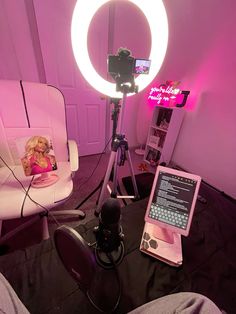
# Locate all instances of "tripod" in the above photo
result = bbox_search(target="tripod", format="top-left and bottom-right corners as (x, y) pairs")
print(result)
(75, 91), (140, 214)
(74, 98), (124, 210)
(94, 90), (140, 215)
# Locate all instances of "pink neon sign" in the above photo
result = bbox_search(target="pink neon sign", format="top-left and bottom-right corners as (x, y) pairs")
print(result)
(148, 81), (190, 107)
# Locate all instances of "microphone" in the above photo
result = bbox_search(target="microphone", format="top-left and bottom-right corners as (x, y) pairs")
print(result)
(95, 198), (123, 252)
(101, 197), (121, 225)
(94, 198), (124, 268)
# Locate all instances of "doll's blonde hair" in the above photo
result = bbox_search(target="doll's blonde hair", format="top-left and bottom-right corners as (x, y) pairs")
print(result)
(24, 136), (50, 157)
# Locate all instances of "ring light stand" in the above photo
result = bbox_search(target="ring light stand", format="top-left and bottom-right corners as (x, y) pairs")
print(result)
(94, 87), (140, 216)
(71, 0), (169, 212)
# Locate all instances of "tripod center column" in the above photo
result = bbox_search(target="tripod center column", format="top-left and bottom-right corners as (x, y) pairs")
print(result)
(117, 92), (127, 135)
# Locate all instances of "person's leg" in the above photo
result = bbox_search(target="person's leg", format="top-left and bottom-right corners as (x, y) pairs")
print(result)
(0, 273), (29, 314)
(128, 292), (223, 314)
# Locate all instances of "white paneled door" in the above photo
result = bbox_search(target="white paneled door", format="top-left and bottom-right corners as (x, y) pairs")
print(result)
(33, 0), (108, 156)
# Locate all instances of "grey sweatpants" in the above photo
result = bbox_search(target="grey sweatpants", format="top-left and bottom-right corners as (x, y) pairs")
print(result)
(0, 272), (224, 314)
(128, 292), (223, 314)
(0, 273), (29, 314)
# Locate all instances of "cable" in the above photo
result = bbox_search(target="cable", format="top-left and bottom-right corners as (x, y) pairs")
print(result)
(0, 156), (66, 228)
(76, 136), (112, 193)
(20, 176), (34, 218)
(0, 156), (49, 214)
(48, 212), (61, 227)
(105, 252), (122, 312)
(85, 250), (122, 313)
(20, 80), (30, 128)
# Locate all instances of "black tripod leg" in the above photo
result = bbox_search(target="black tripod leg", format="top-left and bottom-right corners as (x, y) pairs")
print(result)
(75, 179), (104, 209)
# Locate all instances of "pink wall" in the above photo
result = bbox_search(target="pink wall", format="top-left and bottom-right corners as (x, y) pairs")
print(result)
(159, 0), (236, 198)
(0, 0), (40, 81)
(0, 0), (235, 198)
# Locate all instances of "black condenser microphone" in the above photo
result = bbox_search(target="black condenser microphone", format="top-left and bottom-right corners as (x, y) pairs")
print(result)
(94, 198), (124, 253)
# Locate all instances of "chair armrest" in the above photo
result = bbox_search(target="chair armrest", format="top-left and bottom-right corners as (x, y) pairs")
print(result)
(67, 140), (79, 172)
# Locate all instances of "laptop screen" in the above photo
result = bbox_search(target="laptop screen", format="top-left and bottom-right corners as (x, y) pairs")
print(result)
(145, 166), (201, 236)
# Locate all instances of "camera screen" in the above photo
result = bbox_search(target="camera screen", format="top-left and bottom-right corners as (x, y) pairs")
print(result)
(134, 59), (151, 74)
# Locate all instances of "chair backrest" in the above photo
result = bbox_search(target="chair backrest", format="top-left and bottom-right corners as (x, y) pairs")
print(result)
(0, 80), (69, 166)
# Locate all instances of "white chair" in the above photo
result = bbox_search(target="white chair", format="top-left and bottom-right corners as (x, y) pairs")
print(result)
(0, 80), (85, 245)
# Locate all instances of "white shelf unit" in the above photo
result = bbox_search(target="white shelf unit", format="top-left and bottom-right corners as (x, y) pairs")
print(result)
(144, 106), (185, 166)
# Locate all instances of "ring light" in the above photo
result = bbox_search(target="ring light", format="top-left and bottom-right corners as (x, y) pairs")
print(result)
(71, 0), (169, 98)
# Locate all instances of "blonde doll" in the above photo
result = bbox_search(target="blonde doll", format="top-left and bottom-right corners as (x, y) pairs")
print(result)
(21, 136), (57, 176)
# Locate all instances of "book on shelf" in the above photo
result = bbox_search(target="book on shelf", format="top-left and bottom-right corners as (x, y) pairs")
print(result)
(156, 108), (172, 129)
(146, 149), (161, 163)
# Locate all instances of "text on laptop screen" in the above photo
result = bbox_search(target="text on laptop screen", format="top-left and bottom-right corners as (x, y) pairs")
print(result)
(149, 171), (197, 230)
(145, 166), (201, 236)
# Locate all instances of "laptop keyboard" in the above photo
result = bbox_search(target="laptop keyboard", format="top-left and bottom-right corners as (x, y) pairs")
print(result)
(149, 204), (188, 229)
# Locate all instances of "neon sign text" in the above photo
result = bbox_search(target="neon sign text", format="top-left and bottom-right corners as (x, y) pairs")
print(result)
(148, 85), (180, 104)
(148, 81), (190, 108)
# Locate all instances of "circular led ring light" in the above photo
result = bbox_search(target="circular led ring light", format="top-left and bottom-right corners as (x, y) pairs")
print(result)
(71, 0), (169, 98)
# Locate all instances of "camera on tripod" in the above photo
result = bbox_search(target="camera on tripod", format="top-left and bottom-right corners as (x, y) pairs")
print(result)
(108, 48), (151, 94)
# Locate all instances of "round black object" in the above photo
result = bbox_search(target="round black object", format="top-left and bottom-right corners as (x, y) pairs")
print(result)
(95, 241), (125, 269)
(95, 198), (123, 255)
(54, 225), (96, 293)
(100, 198), (121, 224)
